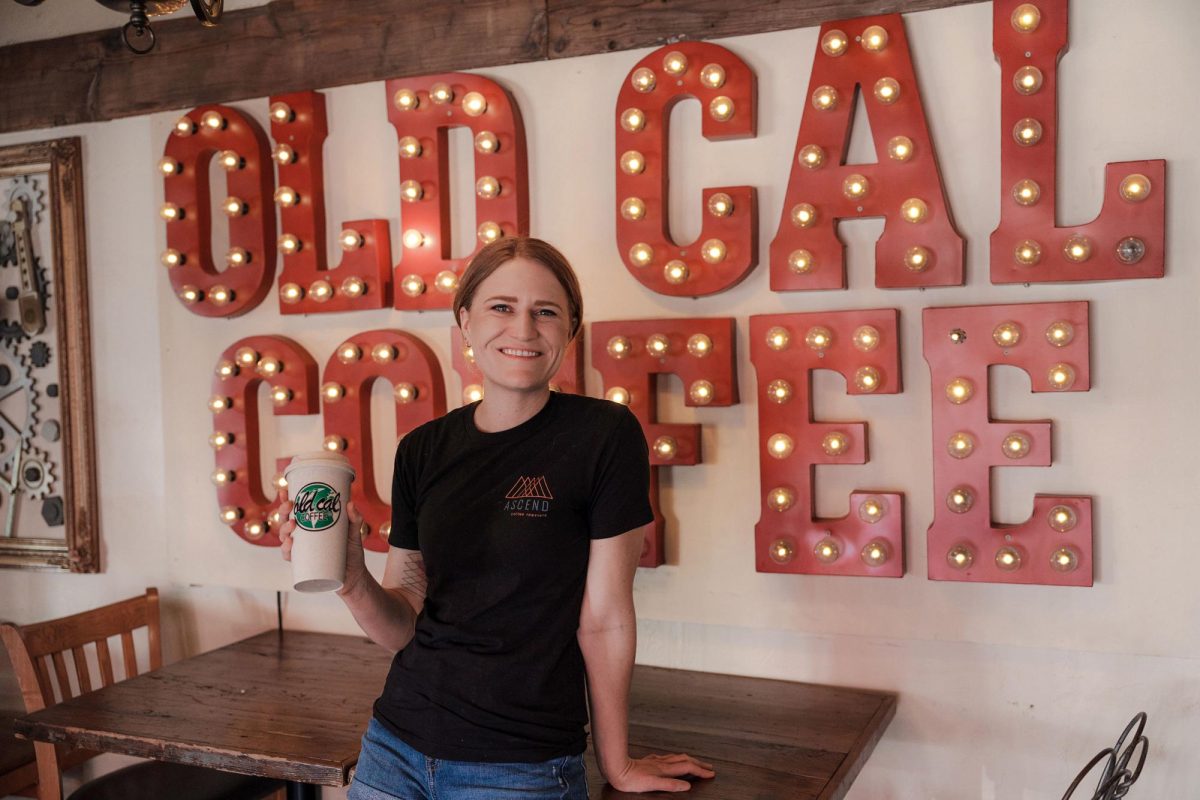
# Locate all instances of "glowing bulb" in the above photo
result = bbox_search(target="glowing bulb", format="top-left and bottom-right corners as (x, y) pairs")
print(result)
(235, 347), (259, 366)
(475, 176), (500, 200)
(1047, 363), (1075, 391)
(274, 186), (298, 207)
(947, 545), (974, 570)
(280, 282), (303, 304)
(861, 25), (889, 51)
(1014, 118), (1043, 146)
(663, 50), (688, 75)
(1048, 505), (1078, 532)
(765, 327), (790, 351)
(1013, 66), (1044, 94)
(645, 334), (670, 357)
(161, 249), (184, 267)
(159, 203), (182, 222)
(400, 180), (423, 202)
(371, 343), (396, 363)
(173, 116), (195, 136)
(814, 537), (840, 564)
(394, 383), (417, 404)
(1014, 240), (1042, 266)
(215, 360), (239, 379)
(709, 96), (734, 122)
(862, 540), (889, 567)
(209, 431), (232, 449)
(822, 432), (848, 456)
(1120, 174), (1151, 202)
(201, 110), (225, 130)
(788, 249), (814, 274)
(245, 520), (267, 538)
(899, 198), (928, 223)
(178, 285), (202, 305)
(873, 77), (900, 104)
(700, 63), (726, 88)
(653, 436), (677, 460)
(271, 385), (293, 406)
(223, 196), (247, 217)
(620, 197), (645, 221)
(338, 343), (361, 364)
(993, 322), (1021, 347)
(1002, 432), (1031, 459)
(322, 382), (344, 402)
(853, 326), (879, 352)
(858, 497), (886, 524)
(767, 489), (794, 513)
(257, 357), (281, 377)
(812, 86), (838, 110)
(269, 101), (293, 123)
(1011, 4), (1041, 31)
(218, 150), (243, 171)
(1046, 321), (1074, 347)
(947, 487), (974, 513)
(887, 135), (914, 161)
(843, 174), (869, 199)
(702, 239), (726, 264)
(821, 30), (848, 56)
(392, 88), (418, 110)
(766, 379), (792, 403)
(323, 435), (345, 452)
(463, 384), (484, 403)
(159, 157), (181, 176)
(337, 229), (363, 251)
(689, 380), (714, 405)
(211, 469), (234, 486)
(308, 280), (332, 302)
(707, 193), (733, 217)
(620, 150), (645, 174)
(620, 108), (645, 132)
(996, 547), (1022, 571)
(462, 91), (487, 116)
(769, 538), (796, 563)
(767, 433), (794, 459)
(947, 432), (975, 459)
(428, 269), (456, 294)
(1063, 234), (1092, 263)
(605, 386), (630, 405)
(631, 68), (656, 92)
(946, 378), (974, 404)
(429, 82), (454, 104)
(208, 395), (231, 413)
(629, 243), (653, 267)
(403, 229), (425, 249)
(474, 131), (498, 153)
(854, 366), (881, 393)
(340, 278), (365, 298)
(1013, 179), (1041, 206)
(398, 136), (422, 159)
(278, 234), (301, 255)
(1051, 547), (1078, 573)
(664, 260), (689, 285)
(791, 203), (816, 228)
(606, 336), (631, 358)
(225, 247), (249, 267)
(805, 326), (832, 352)
(273, 144), (295, 165)
(904, 246), (931, 272)
(687, 334), (712, 357)
(220, 506), (242, 524)
(798, 144), (825, 168)
(208, 285), (233, 306)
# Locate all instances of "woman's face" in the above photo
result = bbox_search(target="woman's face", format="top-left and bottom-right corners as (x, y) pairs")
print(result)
(458, 257), (572, 398)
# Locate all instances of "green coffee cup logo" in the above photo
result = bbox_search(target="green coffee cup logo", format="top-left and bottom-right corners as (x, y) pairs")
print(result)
(293, 482), (342, 531)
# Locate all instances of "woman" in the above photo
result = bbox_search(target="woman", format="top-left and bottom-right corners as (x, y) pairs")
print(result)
(280, 237), (714, 798)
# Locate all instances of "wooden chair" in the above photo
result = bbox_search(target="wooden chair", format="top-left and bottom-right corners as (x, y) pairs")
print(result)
(0, 588), (285, 800)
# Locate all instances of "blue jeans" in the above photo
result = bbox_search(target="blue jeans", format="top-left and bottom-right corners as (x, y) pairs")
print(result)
(348, 717), (589, 800)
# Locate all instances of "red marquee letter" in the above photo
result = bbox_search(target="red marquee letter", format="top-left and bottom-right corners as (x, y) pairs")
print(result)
(771, 15), (963, 291)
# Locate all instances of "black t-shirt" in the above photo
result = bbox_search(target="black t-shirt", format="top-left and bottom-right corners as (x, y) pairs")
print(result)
(372, 391), (653, 762)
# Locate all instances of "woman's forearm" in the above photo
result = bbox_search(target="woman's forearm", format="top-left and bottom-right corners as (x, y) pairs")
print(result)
(578, 611), (636, 780)
(338, 572), (418, 652)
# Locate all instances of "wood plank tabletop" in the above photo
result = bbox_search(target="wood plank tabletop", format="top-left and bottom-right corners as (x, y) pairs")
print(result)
(13, 629), (895, 797)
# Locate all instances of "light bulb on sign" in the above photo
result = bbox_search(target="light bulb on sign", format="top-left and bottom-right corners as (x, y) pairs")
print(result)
(861, 25), (888, 51)
(1115, 236), (1146, 265)
(338, 343), (361, 364)
(273, 144), (295, 165)
(208, 395), (231, 413)
(620, 108), (645, 132)
(861, 540), (889, 567)
(1011, 3), (1041, 32)
(687, 334), (712, 357)
(947, 487), (974, 513)
(160, 249), (184, 268)
(814, 537), (840, 564)
(1014, 240), (1042, 266)
(821, 29), (848, 56)
(340, 229), (363, 251)
(663, 51), (688, 75)
(901, 198), (928, 223)
(804, 326), (832, 352)
(322, 382), (344, 402)
(218, 150), (243, 171)
(215, 360), (239, 379)
(606, 336), (631, 359)
(631, 68), (656, 93)
(854, 366), (880, 393)
(653, 436), (677, 460)
(462, 92), (487, 116)
(235, 347), (258, 366)
(323, 435), (345, 452)
(201, 110), (225, 130)
(394, 383), (418, 404)
(821, 432), (848, 456)
(371, 343), (396, 363)
(225, 247), (248, 267)
(700, 63), (725, 88)
(270, 385), (293, 406)
(766, 379), (792, 404)
(947, 432), (975, 459)
(1120, 174), (1151, 202)
(173, 116), (196, 136)
(768, 538), (796, 563)
(1013, 66), (1044, 94)
(278, 234), (301, 255)
(1063, 234), (1092, 262)
(1048, 505), (1077, 532)
(628, 243), (653, 267)
(707, 193), (733, 217)
(645, 334), (670, 357)
(945, 378), (974, 404)
(663, 261), (689, 285)
(995, 547), (1022, 571)
(220, 506), (242, 524)
(790, 203), (816, 228)
(477, 222), (503, 244)
(767, 434), (794, 459)
(245, 521), (266, 539)
(798, 145), (825, 169)
(159, 203), (182, 222)
(392, 88), (418, 110)
(308, 280), (332, 302)
(400, 180), (423, 202)
(887, 135), (914, 161)
(767, 489), (794, 513)
(765, 327), (790, 351)
(620, 150), (645, 174)
(708, 96), (734, 122)
(257, 357), (282, 377)
(435, 270), (459, 293)
(402, 229), (425, 249)
(947, 545), (974, 570)
(1051, 547), (1079, 573)
(1046, 321), (1074, 347)
(702, 239), (726, 264)
(843, 174), (869, 199)
(274, 186), (299, 207)
(280, 283), (303, 304)
(178, 285), (202, 305)
(858, 497), (886, 524)
(209, 431), (232, 449)
(1013, 179), (1041, 205)
(873, 77), (900, 104)
(208, 285), (233, 306)
(398, 136), (422, 159)
(476, 176), (500, 199)
(853, 326), (879, 351)
(788, 250), (814, 274)
(159, 157), (181, 176)
(474, 131), (498, 153)
(269, 101), (294, 123)
(429, 82), (454, 104)
(689, 380), (714, 405)
(223, 197), (247, 217)
(1002, 432), (1031, 459)
(904, 246), (931, 272)
(605, 386), (630, 405)
(1048, 363), (1075, 390)
(1014, 118), (1043, 146)
(993, 322), (1021, 347)
(211, 469), (233, 486)
(811, 86), (838, 111)
(620, 197), (646, 221)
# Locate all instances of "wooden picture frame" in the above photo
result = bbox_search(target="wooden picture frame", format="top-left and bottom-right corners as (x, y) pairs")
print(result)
(0, 137), (99, 572)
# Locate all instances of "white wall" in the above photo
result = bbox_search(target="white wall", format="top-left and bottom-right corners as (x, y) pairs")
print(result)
(3, 1), (1199, 797)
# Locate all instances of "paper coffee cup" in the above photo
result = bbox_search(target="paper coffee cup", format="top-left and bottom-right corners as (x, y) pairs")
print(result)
(284, 451), (356, 593)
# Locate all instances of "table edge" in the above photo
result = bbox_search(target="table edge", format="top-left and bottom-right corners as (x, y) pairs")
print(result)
(817, 692), (898, 800)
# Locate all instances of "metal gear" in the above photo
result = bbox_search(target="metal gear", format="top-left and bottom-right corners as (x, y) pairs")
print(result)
(0, 221), (14, 267)
(7, 176), (46, 225)
(16, 444), (54, 500)
(29, 341), (50, 368)
(0, 344), (39, 456)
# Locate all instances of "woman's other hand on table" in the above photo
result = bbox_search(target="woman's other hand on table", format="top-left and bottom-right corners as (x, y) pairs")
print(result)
(608, 753), (715, 793)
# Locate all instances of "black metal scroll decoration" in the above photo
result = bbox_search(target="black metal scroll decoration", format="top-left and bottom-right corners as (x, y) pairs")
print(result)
(1062, 712), (1148, 800)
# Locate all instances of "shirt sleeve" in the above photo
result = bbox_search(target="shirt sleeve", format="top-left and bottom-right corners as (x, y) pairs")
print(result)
(388, 432), (421, 550)
(588, 407), (655, 540)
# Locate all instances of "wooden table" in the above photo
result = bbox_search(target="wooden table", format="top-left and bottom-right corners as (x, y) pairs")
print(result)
(13, 629), (895, 799)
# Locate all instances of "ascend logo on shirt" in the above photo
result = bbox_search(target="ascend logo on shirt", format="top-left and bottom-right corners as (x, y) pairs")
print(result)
(504, 476), (553, 517)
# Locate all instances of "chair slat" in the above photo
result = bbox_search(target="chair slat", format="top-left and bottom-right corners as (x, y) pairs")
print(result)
(18, 594), (151, 660)
(120, 631), (138, 679)
(30, 652), (53, 711)
(71, 646), (92, 694)
(50, 651), (72, 701)
(95, 637), (115, 687)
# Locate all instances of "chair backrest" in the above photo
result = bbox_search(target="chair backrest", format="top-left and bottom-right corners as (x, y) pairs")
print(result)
(0, 588), (163, 800)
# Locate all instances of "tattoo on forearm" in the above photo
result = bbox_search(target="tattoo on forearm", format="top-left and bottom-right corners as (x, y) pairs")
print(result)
(399, 554), (428, 598)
